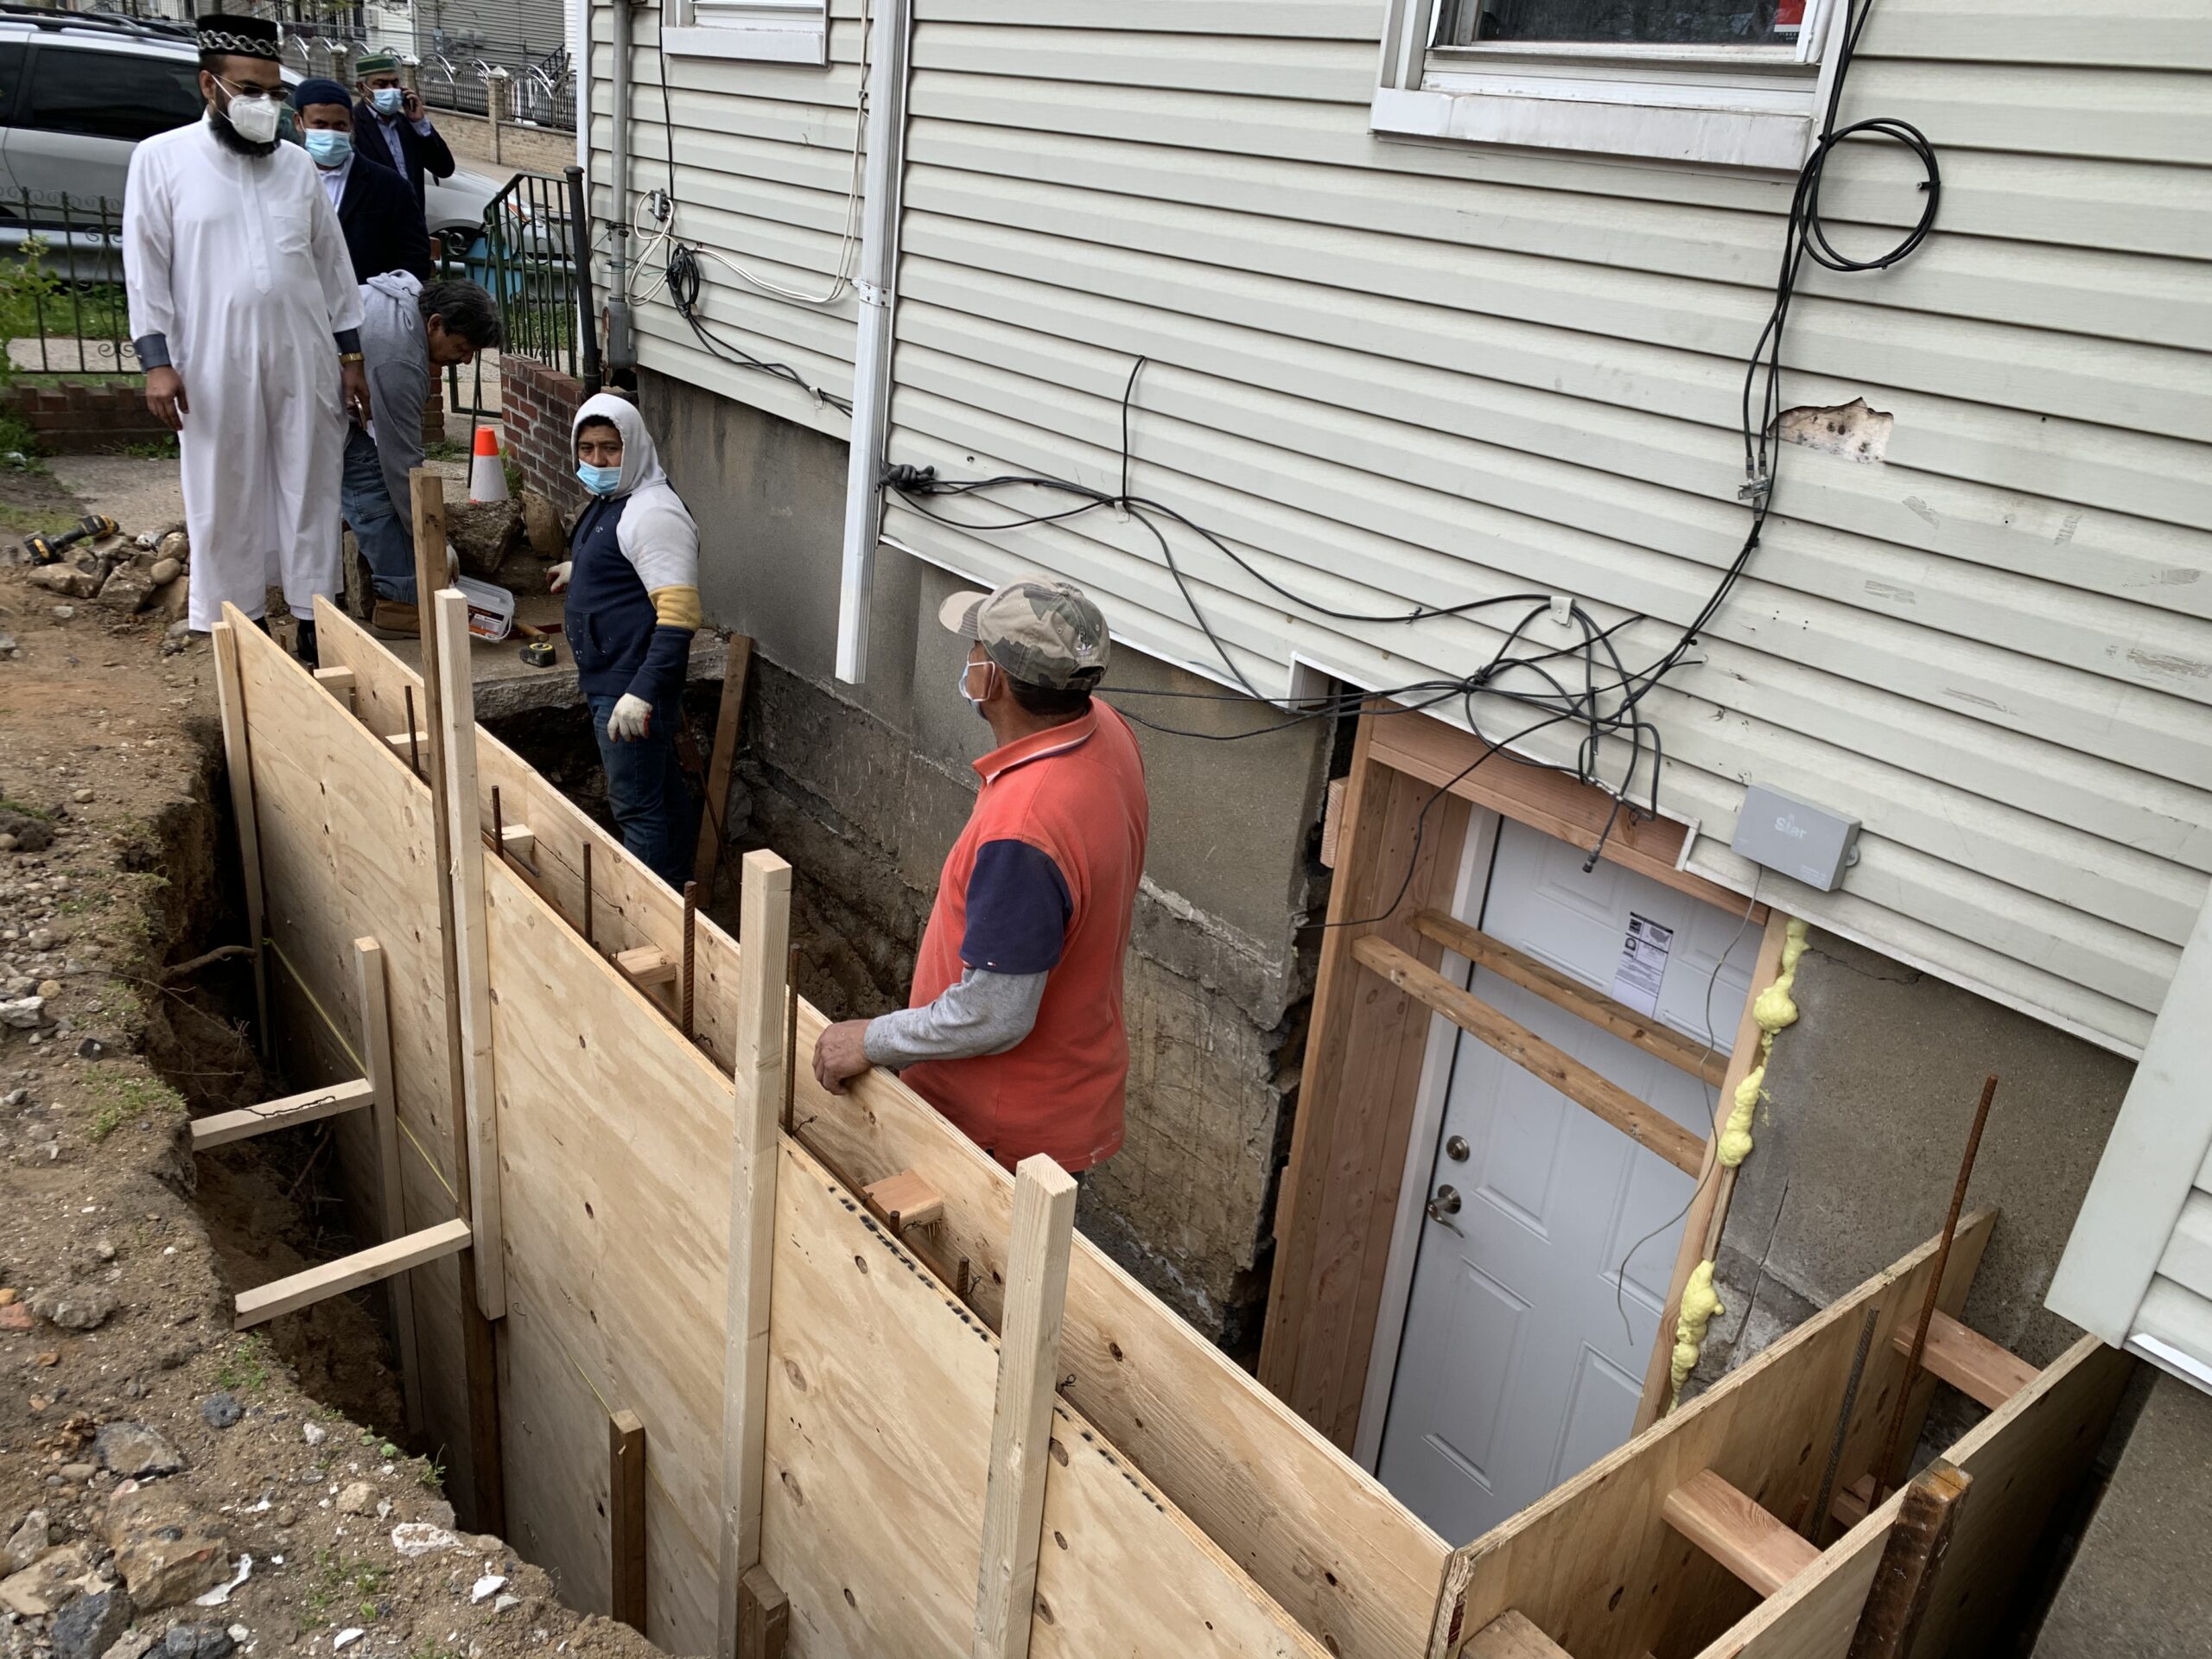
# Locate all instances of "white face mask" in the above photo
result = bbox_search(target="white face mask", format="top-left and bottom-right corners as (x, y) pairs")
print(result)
(957, 657), (993, 708)
(218, 79), (282, 143)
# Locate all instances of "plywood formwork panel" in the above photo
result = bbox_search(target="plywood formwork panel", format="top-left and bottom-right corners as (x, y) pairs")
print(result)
(313, 605), (1451, 1659)
(764, 1139), (1332, 1659)
(230, 608), (482, 1521)
(482, 858), (735, 1654)
(1700, 1333), (2133, 1659)
(1433, 1215), (1998, 1659)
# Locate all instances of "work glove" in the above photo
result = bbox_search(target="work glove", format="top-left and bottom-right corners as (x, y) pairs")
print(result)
(547, 561), (572, 593)
(607, 693), (652, 742)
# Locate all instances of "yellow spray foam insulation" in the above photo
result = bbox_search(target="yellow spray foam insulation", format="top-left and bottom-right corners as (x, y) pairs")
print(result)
(1669, 1259), (1724, 1408)
(1718, 1064), (1763, 1168)
(1751, 917), (1812, 1056)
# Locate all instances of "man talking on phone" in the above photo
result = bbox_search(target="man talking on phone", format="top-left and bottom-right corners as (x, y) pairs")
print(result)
(350, 52), (454, 207)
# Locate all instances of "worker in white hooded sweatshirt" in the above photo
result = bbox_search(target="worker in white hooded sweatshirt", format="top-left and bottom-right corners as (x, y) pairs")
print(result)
(124, 12), (370, 659)
(548, 395), (702, 887)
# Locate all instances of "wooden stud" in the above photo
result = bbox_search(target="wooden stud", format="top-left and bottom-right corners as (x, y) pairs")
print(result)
(188, 1077), (374, 1150)
(209, 618), (270, 1051)
(692, 633), (755, 904)
(314, 664), (358, 709)
(1893, 1311), (2039, 1412)
(1353, 936), (1707, 1176)
(500, 823), (536, 863)
(616, 944), (677, 987)
(1846, 1460), (1971, 1659)
(410, 470), (505, 1536)
(1831, 1473), (1878, 1532)
(1634, 907), (1793, 1432)
(1459, 1613), (1571, 1659)
(434, 588), (506, 1322)
(720, 849), (791, 1659)
(356, 937), (423, 1440)
(1412, 909), (1729, 1085)
(864, 1169), (945, 1231)
(737, 1563), (788, 1659)
(970, 1156), (1078, 1659)
(385, 728), (431, 756)
(1260, 709), (1473, 1449)
(235, 1217), (471, 1328)
(610, 1409), (648, 1634)
(1662, 1469), (1821, 1598)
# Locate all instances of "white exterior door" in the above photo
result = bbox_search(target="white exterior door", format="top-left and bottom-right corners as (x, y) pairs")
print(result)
(1375, 819), (1758, 1542)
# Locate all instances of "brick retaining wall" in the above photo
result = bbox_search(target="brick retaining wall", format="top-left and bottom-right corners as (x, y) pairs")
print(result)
(500, 353), (586, 516)
(10, 381), (168, 450)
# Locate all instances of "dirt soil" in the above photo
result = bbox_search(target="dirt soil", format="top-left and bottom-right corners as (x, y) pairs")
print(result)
(0, 479), (664, 1659)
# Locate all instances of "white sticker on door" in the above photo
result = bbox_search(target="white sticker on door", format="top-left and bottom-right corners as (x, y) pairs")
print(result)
(1610, 912), (1675, 1016)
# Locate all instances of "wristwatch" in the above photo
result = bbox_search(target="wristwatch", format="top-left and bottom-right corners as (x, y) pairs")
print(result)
(339, 351), (365, 365)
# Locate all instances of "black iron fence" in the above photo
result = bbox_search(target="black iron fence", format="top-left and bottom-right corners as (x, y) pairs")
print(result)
(440, 168), (597, 425)
(0, 191), (137, 380)
(276, 26), (577, 130)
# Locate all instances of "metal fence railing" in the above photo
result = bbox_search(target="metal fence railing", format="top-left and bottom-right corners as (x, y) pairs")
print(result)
(0, 191), (138, 380)
(439, 168), (599, 431)
(276, 24), (577, 131)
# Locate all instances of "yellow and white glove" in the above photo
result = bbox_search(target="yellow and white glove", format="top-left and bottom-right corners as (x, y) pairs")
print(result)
(547, 561), (572, 593)
(607, 693), (653, 742)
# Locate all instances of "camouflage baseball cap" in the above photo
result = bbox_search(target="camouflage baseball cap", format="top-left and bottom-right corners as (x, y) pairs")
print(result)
(938, 577), (1110, 690)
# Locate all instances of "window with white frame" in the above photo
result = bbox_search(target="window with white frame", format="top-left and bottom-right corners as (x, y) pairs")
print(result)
(662, 0), (827, 65)
(1373, 0), (1843, 170)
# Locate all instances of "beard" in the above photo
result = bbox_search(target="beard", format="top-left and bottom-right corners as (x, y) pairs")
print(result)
(207, 106), (278, 159)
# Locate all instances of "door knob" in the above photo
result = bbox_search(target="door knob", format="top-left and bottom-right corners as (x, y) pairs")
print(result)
(1445, 1135), (1470, 1162)
(1426, 1184), (1464, 1234)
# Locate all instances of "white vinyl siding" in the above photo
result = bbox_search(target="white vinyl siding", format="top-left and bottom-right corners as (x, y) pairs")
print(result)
(591, 0), (2212, 1057)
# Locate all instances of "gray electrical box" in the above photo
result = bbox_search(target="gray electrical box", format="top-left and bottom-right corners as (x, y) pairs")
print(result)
(1730, 783), (1861, 893)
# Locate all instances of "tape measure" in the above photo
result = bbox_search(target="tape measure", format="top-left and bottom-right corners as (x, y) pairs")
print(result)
(518, 637), (556, 668)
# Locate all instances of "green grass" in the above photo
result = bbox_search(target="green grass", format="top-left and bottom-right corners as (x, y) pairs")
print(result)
(305, 1551), (392, 1624)
(215, 1332), (274, 1395)
(119, 435), (179, 461)
(422, 438), (467, 462)
(86, 1071), (185, 1142)
(0, 411), (36, 458)
(0, 797), (54, 822)
(0, 500), (82, 538)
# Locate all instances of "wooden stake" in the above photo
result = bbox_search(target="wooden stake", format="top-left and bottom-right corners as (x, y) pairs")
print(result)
(737, 1563), (787, 1659)
(610, 1409), (648, 1634)
(209, 620), (270, 1052)
(1874, 1075), (1999, 1497)
(409, 469), (506, 1535)
(719, 849), (791, 1659)
(355, 937), (423, 1440)
(692, 633), (755, 904)
(970, 1156), (1078, 1659)
(1847, 1460), (1971, 1659)
(434, 588), (506, 1322)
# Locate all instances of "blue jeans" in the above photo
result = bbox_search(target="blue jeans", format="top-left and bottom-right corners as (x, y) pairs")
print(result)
(588, 692), (693, 888)
(341, 426), (416, 604)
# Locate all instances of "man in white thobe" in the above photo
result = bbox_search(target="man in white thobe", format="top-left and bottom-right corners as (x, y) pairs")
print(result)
(124, 12), (372, 656)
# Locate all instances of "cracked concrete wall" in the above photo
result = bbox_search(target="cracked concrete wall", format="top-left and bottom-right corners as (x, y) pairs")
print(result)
(641, 370), (1331, 1345)
(1693, 926), (2135, 1452)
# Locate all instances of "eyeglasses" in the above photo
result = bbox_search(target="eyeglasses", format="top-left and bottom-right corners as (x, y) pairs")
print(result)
(213, 73), (283, 102)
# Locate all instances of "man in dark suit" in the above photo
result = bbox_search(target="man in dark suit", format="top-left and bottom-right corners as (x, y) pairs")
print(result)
(292, 80), (432, 283)
(350, 51), (455, 206)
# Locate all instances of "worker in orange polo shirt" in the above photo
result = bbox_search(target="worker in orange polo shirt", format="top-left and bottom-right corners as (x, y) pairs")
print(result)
(812, 578), (1148, 1175)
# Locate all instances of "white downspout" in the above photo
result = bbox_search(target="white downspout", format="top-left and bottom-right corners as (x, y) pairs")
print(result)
(574, 0), (592, 178)
(833, 0), (914, 686)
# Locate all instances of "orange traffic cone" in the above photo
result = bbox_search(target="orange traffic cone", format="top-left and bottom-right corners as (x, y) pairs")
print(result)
(469, 426), (511, 504)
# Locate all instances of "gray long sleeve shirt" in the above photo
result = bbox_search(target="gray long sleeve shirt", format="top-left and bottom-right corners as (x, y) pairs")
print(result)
(357, 270), (429, 509)
(863, 969), (1046, 1070)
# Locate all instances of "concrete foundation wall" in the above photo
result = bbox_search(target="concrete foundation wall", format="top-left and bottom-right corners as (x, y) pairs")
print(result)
(1696, 928), (2137, 1446)
(640, 367), (1332, 1344)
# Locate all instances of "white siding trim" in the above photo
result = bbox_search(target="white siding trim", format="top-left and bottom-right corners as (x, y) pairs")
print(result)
(664, 0), (827, 64)
(2050, 886), (2212, 1354)
(1370, 84), (1812, 170)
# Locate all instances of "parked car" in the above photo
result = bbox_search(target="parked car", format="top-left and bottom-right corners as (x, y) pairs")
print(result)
(0, 5), (505, 274)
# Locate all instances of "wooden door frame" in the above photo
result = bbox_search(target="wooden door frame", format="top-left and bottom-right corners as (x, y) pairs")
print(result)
(1258, 701), (1775, 1455)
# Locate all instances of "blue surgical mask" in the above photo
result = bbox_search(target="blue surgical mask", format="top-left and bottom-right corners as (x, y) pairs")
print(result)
(302, 130), (352, 167)
(576, 462), (622, 496)
(372, 86), (406, 116)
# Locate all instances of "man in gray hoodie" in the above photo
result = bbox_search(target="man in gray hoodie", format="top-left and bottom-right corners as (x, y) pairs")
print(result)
(346, 273), (501, 636)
